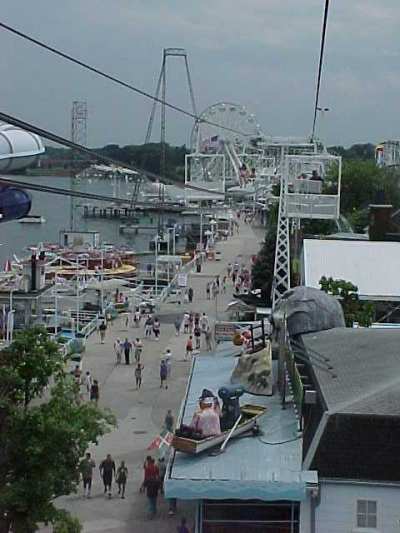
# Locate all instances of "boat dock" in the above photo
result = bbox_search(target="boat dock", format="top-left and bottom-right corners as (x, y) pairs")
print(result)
(82, 203), (184, 220)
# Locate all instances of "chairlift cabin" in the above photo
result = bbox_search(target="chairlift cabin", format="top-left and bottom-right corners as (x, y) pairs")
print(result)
(283, 154), (341, 220)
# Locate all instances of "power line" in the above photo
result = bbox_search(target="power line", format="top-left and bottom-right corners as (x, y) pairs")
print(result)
(0, 21), (252, 138)
(311, 0), (330, 141)
(0, 109), (224, 196)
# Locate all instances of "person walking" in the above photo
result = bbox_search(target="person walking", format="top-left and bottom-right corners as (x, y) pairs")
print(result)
(134, 307), (141, 328)
(194, 324), (201, 350)
(122, 337), (132, 365)
(164, 348), (172, 378)
(79, 452), (95, 498)
(144, 315), (153, 338)
(90, 379), (99, 406)
(99, 454), (116, 498)
(99, 319), (107, 344)
(222, 276), (227, 294)
(134, 337), (143, 362)
(188, 287), (194, 303)
(160, 359), (168, 389)
(144, 476), (161, 519)
(185, 336), (193, 361)
(116, 461), (128, 498)
(200, 312), (209, 333)
(177, 517), (190, 533)
(135, 362), (144, 389)
(206, 282), (210, 300)
(205, 326), (213, 352)
(183, 312), (190, 334)
(176, 288), (182, 305)
(227, 262), (232, 278)
(153, 317), (161, 341)
(174, 315), (181, 336)
(84, 370), (93, 399)
(114, 338), (122, 365)
(164, 409), (174, 433)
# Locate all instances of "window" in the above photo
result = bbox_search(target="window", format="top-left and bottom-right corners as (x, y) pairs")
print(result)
(357, 500), (377, 528)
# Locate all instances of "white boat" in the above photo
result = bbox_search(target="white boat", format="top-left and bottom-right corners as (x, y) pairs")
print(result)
(19, 215), (46, 224)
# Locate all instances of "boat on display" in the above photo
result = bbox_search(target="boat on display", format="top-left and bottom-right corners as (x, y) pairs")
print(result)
(172, 404), (266, 455)
(19, 215), (46, 224)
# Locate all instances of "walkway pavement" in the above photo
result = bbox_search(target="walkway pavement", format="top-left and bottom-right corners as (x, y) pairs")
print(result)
(57, 221), (263, 533)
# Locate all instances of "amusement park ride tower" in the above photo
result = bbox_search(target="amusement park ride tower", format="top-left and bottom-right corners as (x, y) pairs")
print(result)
(271, 151), (342, 307)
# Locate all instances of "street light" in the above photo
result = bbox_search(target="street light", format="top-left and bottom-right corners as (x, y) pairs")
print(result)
(100, 249), (105, 315)
(199, 211), (203, 251)
(154, 235), (159, 298)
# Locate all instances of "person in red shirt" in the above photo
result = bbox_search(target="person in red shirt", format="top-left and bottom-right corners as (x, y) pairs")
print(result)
(141, 456), (159, 492)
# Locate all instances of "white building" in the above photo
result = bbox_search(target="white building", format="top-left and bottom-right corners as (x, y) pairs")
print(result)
(302, 239), (400, 301)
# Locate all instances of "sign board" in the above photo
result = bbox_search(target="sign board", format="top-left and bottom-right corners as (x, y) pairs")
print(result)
(214, 320), (267, 342)
(177, 273), (188, 287)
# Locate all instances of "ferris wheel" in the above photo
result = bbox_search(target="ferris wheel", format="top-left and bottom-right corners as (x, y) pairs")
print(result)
(190, 102), (262, 153)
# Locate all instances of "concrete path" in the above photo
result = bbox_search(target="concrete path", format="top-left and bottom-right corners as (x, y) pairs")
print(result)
(58, 221), (263, 533)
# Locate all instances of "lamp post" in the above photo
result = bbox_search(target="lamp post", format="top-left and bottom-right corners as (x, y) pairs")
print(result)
(75, 255), (81, 335)
(154, 235), (159, 298)
(199, 211), (203, 251)
(100, 249), (105, 315)
(172, 224), (177, 256)
(54, 275), (59, 336)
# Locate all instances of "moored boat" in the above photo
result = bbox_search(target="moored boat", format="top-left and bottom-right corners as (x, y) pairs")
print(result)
(172, 404), (266, 455)
(19, 215), (46, 224)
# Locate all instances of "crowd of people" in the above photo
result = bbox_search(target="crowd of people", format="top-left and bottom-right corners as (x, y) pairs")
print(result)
(73, 219), (254, 529)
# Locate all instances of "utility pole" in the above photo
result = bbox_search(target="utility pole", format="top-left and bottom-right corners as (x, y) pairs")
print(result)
(70, 100), (88, 230)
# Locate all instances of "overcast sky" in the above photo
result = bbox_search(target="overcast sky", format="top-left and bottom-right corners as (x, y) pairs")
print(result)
(1, 0), (399, 148)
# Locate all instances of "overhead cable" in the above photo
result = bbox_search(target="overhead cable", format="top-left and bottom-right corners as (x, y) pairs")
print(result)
(0, 21), (252, 138)
(0, 177), (179, 208)
(311, 0), (330, 141)
(0, 110), (225, 196)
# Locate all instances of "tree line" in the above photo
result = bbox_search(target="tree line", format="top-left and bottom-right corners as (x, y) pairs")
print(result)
(44, 143), (188, 181)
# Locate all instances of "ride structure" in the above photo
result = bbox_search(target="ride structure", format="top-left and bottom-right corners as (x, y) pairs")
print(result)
(186, 102), (262, 197)
(272, 150), (342, 307)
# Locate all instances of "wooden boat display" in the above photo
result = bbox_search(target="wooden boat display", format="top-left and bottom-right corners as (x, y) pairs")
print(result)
(172, 404), (267, 455)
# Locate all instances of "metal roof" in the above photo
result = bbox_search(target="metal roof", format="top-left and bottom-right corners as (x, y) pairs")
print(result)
(302, 327), (400, 416)
(303, 239), (400, 300)
(165, 350), (317, 501)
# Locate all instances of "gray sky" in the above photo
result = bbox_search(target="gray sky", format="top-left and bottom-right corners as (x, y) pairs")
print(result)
(1, 0), (399, 148)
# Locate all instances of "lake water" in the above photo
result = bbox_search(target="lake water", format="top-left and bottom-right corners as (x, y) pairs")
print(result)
(0, 175), (184, 265)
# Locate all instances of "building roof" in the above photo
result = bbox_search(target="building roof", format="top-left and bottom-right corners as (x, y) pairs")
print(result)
(302, 239), (400, 300)
(302, 327), (400, 416)
(165, 349), (317, 502)
(302, 328), (400, 481)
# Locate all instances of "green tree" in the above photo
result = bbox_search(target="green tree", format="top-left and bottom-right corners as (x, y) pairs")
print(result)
(0, 326), (115, 533)
(319, 277), (374, 327)
(251, 205), (278, 304)
(337, 160), (400, 215)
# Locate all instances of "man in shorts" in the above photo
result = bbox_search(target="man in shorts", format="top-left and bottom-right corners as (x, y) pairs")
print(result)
(79, 452), (95, 498)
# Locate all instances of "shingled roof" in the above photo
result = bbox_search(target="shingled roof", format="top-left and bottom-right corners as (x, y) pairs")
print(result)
(301, 328), (400, 481)
(302, 327), (400, 416)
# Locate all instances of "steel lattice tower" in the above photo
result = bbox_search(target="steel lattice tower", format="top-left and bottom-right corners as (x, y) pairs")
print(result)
(143, 48), (197, 233)
(70, 100), (88, 230)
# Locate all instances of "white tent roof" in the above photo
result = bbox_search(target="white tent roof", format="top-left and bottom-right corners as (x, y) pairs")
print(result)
(303, 239), (400, 301)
